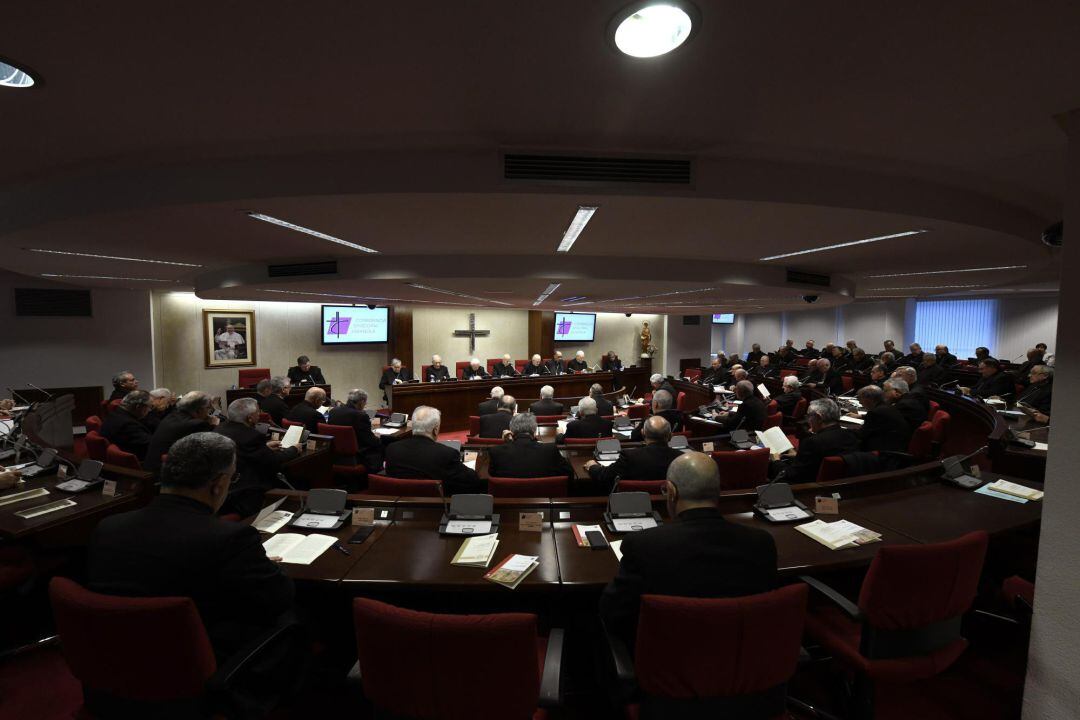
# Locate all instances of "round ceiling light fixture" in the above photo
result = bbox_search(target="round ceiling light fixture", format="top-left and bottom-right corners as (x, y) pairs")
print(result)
(611, 2), (697, 58)
(0, 57), (36, 88)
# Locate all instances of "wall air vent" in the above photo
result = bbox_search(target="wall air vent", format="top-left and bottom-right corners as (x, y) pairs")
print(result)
(504, 153), (692, 185)
(14, 288), (92, 317)
(786, 270), (831, 288)
(267, 261), (339, 278)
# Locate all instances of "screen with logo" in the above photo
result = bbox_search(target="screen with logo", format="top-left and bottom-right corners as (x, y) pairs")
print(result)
(553, 312), (596, 342)
(321, 306), (390, 344)
(711, 313), (735, 324)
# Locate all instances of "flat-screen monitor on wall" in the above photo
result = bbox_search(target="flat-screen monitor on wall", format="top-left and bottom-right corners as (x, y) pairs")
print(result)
(321, 305), (390, 344)
(712, 313), (735, 324)
(554, 312), (596, 342)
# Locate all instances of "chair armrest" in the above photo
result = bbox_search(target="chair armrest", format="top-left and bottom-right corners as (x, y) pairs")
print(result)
(208, 621), (304, 694)
(346, 660), (363, 685)
(600, 618), (636, 685)
(799, 575), (863, 621)
(538, 628), (565, 708)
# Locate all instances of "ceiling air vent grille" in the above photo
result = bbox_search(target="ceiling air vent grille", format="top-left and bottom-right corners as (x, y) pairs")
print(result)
(14, 288), (92, 317)
(267, 261), (339, 278)
(504, 153), (692, 185)
(786, 270), (831, 288)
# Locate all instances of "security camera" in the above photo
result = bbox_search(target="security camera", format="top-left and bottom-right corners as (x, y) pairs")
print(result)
(1042, 221), (1063, 248)
(625, 313), (632, 317)
(802, 295), (819, 304)
(367, 304), (377, 310)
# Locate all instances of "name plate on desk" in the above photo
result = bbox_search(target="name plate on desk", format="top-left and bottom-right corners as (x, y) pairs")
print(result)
(305, 439), (317, 451)
(519, 512), (544, 532)
(101, 480), (118, 497)
(352, 507), (375, 526)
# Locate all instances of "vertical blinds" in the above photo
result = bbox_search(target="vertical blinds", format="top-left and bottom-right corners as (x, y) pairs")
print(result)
(914, 299), (998, 359)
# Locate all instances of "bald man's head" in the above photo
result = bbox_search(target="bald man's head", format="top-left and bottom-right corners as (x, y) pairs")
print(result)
(642, 415), (672, 444)
(667, 452), (721, 504)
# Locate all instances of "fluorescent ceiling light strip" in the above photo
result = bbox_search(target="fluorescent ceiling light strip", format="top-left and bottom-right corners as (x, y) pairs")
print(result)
(247, 213), (379, 253)
(42, 273), (174, 281)
(258, 289), (475, 305)
(28, 248), (202, 267)
(556, 206), (598, 253)
(407, 283), (512, 306)
(870, 284), (987, 291)
(865, 265), (1026, 279)
(532, 282), (561, 306)
(759, 230), (927, 261)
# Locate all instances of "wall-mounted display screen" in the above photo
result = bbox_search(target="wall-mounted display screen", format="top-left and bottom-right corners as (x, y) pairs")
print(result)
(712, 313), (735, 324)
(321, 305), (389, 344)
(554, 312), (596, 342)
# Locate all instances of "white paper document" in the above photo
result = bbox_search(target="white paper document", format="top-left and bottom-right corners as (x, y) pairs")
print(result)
(762, 506), (811, 522)
(758, 426), (795, 457)
(280, 425), (304, 449)
(612, 517), (658, 532)
(445, 519), (492, 535)
(610, 539), (624, 561)
(1033, 442), (1048, 452)
(840, 416), (865, 425)
(262, 533), (337, 564)
(374, 427), (399, 436)
(252, 497), (293, 533)
(986, 479), (1044, 501)
(291, 512), (341, 529)
(452, 533), (500, 567)
(974, 485), (1028, 503)
(757, 383), (771, 399)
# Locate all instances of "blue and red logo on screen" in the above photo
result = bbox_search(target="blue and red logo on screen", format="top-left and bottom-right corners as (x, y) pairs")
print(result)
(327, 311), (352, 338)
(556, 318), (573, 338)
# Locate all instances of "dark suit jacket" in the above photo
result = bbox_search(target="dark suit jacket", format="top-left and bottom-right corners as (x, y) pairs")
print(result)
(86, 494), (295, 658)
(100, 407), (153, 461)
(567, 359), (590, 372)
(857, 404), (913, 453)
(700, 368), (728, 386)
(426, 365), (451, 382)
(385, 435), (485, 496)
(723, 396), (766, 432)
(852, 357), (875, 373)
(917, 364), (948, 386)
(899, 352), (925, 367)
(602, 357), (623, 372)
(781, 424), (860, 484)
(894, 397), (929, 431)
(108, 388), (127, 401)
(587, 443), (684, 491)
(258, 393), (290, 426)
(491, 362), (519, 378)
(1017, 380), (1053, 414)
(461, 366), (489, 380)
(936, 352), (958, 368)
(142, 405), (174, 433)
(530, 398), (565, 416)
(775, 390), (802, 417)
(629, 409), (684, 441)
(546, 359), (568, 375)
(599, 507), (777, 645)
(655, 381), (677, 399)
(594, 396), (615, 417)
(327, 405), (383, 469)
(478, 411), (514, 438)
(562, 414), (614, 440)
(801, 348), (821, 359)
(214, 421), (299, 516)
(487, 437), (572, 479)
(287, 365), (325, 386)
(285, 402), (322, 434)
(746, 351), (766, 364)
(146, 413), (214, 471)
(478, 398), (500, 415)
(379, 367), (414, 390)
(973, 370), (1016, 399)
(521, 362), (550, 377)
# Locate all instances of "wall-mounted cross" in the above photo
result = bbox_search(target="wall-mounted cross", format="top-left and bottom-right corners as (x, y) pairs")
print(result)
(453, 313), (490, 354)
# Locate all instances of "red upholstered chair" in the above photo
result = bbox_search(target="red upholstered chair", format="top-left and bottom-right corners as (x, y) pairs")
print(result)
(258, 411), (272, 424)
(84, 415), (102, 433)
(282, 418), (305, 429)
(318, 422), (368, 488)
(1002, 575), (1035, 612)
(907, 421), (934, 460)
(486, 358), (502, 374)
(930, 411), (951, 455)
(468, 415), (481, 436)
(100, 398), (122, 416)
(710, 448), (770, 490)
(421, 364), (432, 380)
(534, 414), (566, 426)
(927, 399), (940, 422)
(489, 475), (568, 498)
(605, 585), (808, 719)
(106, 443), (142, 470)
(465, 436), (505, 445)
(615, 479), (667, 494)
(792, 397), (808, 421)
(455, 360), (471, 378)
(237, 368), (270, 388)
(802, 531), (989, 716)
(515, 359), (530, 373)
(794, 357), (811, 367)
(627, 404), (649, 420)
(766, 399), (778, 414)
(842, 375), (854, 393)
(84, 430), (109, 463)
(780, 369), (799, 379)
(675, 391), (689, 412)
(816, 455), (847, 482)
(764, 411), (783, 430)
(365, 474), (441, 496)
(353, 598), (563, 719)
(684, 368), (702, 380)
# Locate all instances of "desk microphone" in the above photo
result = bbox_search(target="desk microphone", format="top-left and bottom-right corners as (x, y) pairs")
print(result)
(6, 388), (33, 406)
(939, 379), (960, 391)
(25, 382), (53, 400)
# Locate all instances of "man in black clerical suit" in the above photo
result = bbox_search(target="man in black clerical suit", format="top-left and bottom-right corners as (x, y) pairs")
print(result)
(884, 378), (928, 432)
(746, 343), (766, 365)
(100, 390), (154, 461)
(108, 370), (139, 401)
(257, 377), (291, 426)
(287, 355), (325, 386)
(589, 384), (615, 417)
(752, 355), (779, 380)
(934, 345), (958, 368)
(801, 340), (821, 359)
(546, 351), (568, 376)
(146, 391), (220, 471)
(384, 406), (485, 495)
(285, 387), (326, 434)
(559, 397), (613, 441)
(776, 346), (796, 366)
(775, 376), (803, 417)
(974, 347), (995, 363)
(649, 373), (677, 400)
(425, 355), (451, 382)
(521, 354), (550, 377)
(917, 354), (947, 386)
(461, 358), (490, 380)
(567, 351), (590, 373)
(853, 385), (912, 453)
(478, 396), (516, 438)
(881, 340), (897, 359)
(87, 432), (295, 660)
(379, 359), (414, 392)
(772, 398), (859, 483)
(327, 388), (384, 472)
(968, 359), (1015, 399)
(1014, 348), (1045, 387)
(828, 346), (850, 373)
(708, 381), (766, 433)
(868, 364), (888, 388)
(586, 415), (682, 492)
(478, 387), (504, 415)
(216, 398), (300, 516)
(700, 357), (727, 385)
(602, 351), (623, 372)
(899, 343), (925, 367)
(630, 390), (683, 441)
(1017, 365), (1053, 414)
(850, 348), (875, 373)
(488, 412), (573, 480)
(529, 385), (565, 416)
(491, 354), (519, 378)
(143, 388), (176, 432)
(600, 452), (777, 646)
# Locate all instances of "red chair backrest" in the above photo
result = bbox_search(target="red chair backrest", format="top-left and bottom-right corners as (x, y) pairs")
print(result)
(907, 421), (934, 460)
(106, 444), (142, 470)
(455, 361), (471, 377)
(282, 419), (305, 429)
(635, 585), (808, 701)
(85, 431), (109, 462)
(766, 399), (778, 414)
(486, 358), (502, 374)
(676, 391), (689, 411)
(49, 577), (216, 702)
(764, 412), (782, 429)
(930, 411), (951, 445)
(794, 357), (811, 367)
(84, 415), (102, 433)
(533, 414), (565, 425)
(792, 397), (809, 421)
(515, 359), (529, 373)
(685, 368), (702, 380)
(317, 423), (360, 455)
(927, 399), (940, 422)
(710, 448), (770, 490)
(237, 368), (271, 388)
(842, 375), (854, 392)
(816, 455), (846, 483)
(488, 475), (567, 498)
(780, 369), (799, 379)
(366, 474), (441, 496)
(421, 364), (432, 380)
(465, 436), (504, 445)
(353, 598), (541, 720)
(564, 436), (614, 445)
(616, 479), (667, 494)
(627, 404), (649, 420)
(468, 416), (481, 436)
(258, 412), (272, 424)
(100, 398), (122, 417)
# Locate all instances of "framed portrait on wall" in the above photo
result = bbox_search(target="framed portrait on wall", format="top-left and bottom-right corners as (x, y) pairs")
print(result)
(203, 310), (256, 368)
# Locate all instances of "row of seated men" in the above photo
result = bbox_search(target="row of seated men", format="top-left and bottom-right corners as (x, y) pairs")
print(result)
(378, 349), (625, 387)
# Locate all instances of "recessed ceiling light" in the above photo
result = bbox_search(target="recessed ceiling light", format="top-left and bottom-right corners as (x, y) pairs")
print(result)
(864, 264), (1026, 279)
(407, 283), (512, 305)
(41, 273), (173, 282)
(27, 248), (201, 267)
(247, 213), (378, 253)
(556, 206), (598, 253)
(533, 283), (562, 306)
(759, 230), (928, 261)
(612, 3), (696, 58)
(0, 58), (35, 88)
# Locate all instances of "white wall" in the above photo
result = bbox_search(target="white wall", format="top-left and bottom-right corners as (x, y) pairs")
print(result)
(839, 300), (908, 353)
(663, 316), (711, 374)
(0, 270), (154, 397)
(592, 312), (666, 375)
(996, 296), (1059, 362)
(411, 307), (529, 371)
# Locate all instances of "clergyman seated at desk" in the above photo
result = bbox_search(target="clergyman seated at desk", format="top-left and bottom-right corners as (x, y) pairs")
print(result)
(257, 376), (292, 426)
(100, 390), (154, 461)
(770, 398), (858, 484)
(384, 405), (485, 496)
(567, 351), (590, 373)
(108, 370), (139, 401)
(143, 387), (176, 432)
(478, 396), (516, 438)
(586, 415), (682, 492)
(1017, 365), (1053, 416)
(599, 451), (778, 646)
(629, 390), (683, 441)
(775, 376), (803, 417)
(522, 354), (551, 377)
(546, 351), (568, 376)
(492, 354), (520, 378)
(487, 412), (572, 479)
(146, 391), (221, 472)
(853, 385), (912, 453)
(559, 397), (613, 441)
(87, 432), (296, 659)
(461, 357), (490, 380)
(287, 355), (325, 386)
(530, 385), (564, 416)
(379, 359), (414, 391)
(426, 355), (451, 382)
(216, 398), (300, 516)
(285, 387), (326, 434)
(707, 381), (765, 433)
(589, 383), (614, 417)
(602, 351), (623, 372)
(478, 386), (504, 415)
(327, 388), (384, 472)
(884, 378), (926, 432)
(965, 358), (1016, 399)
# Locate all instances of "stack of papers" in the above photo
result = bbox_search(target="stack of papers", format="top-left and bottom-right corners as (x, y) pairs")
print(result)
(758, 426), (795, 458)
(840, 415), (865, 425)
(262, 533), (337, 564)
(484, 554), (540, 589)
(987, 480), (1044, 501)
(374, 427), (399, 435)
(572, 524), (604, 547)
(795, 519), (882, 550)
(280, 425), (304, 449)
(760, 506), (812, 522)
(252, 497), (294, 533)
(612, 516), (657, 532)
(610, 539), (624, 561)
(451, 533), (500, 567)
(463, 451), (478, 471)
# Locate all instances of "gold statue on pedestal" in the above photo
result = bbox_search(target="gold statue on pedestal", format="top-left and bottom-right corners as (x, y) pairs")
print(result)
(640, 321), (652, 357)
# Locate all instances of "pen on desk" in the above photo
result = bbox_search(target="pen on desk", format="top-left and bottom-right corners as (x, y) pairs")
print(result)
(334, 543), (351, 556)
